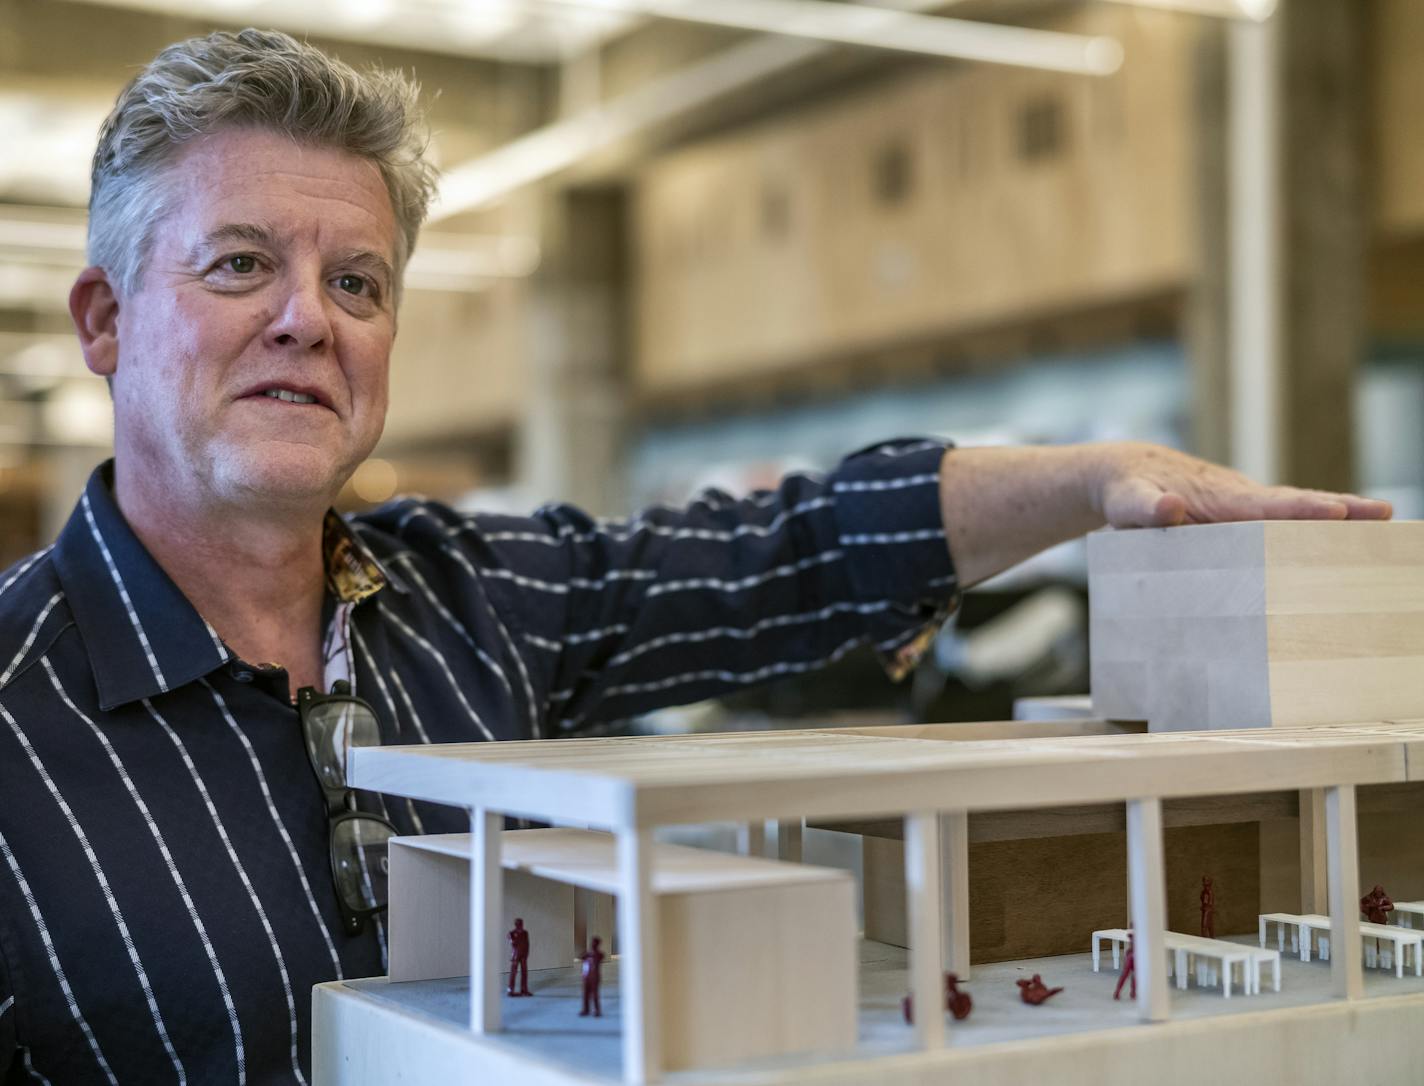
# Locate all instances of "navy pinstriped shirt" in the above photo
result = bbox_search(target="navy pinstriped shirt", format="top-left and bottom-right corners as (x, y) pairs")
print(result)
(0, 440), (958, 1084)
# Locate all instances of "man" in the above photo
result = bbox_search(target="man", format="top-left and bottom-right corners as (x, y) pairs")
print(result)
(0, 27), (1389, 1085)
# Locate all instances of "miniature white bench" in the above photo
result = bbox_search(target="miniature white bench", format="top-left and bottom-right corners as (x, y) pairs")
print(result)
(1092, 929), (1279, 997)
(1360, 922), (1424, 978)
(1259, 912), (1332, 961)
(1164, 932), (1275, 997)
(1258, 913), (1423, 977)
(1390, 900), (1424, 928)
(1091, 928), (1132, 972)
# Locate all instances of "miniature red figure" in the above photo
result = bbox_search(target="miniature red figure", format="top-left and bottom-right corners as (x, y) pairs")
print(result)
(578, 936), (605, 1017)
(1361, 884), (1394, 925)
(507, 917), (532, 997)
(901, 972), (973, 1025)
(1016, 974), (1063, 1005)
(945, 973), (973, 1020)
(1200, 875), (1216, 939)
(1113, 934), (1136, 1001)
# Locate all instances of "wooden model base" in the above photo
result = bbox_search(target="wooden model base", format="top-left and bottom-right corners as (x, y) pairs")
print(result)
(313, 938), (1424, 1085)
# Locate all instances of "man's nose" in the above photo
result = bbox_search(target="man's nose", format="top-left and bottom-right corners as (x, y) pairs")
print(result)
(267, 277), (332, 350)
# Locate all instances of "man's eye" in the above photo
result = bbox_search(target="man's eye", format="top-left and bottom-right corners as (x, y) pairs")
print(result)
(226, 254), (257, 274)
(336, 274), (370, 296)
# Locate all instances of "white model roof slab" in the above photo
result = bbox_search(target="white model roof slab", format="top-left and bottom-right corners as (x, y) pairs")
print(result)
(350, 721), (1424, 830)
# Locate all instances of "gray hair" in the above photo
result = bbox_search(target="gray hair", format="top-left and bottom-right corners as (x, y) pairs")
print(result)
(88, 28), (438, 299)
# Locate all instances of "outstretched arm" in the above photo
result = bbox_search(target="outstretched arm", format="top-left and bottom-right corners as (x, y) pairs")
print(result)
(940, 441), (1393, 589)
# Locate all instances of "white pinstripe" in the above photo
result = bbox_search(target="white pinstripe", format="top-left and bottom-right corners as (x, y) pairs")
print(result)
(524, 632), (561, 653)
(523, 599), (899, 668)
(644, 548), (843, 598)
(201, 680), (343, 981)
(346, 628), (427, 833)
(200, 619), (229, 662)
(143, 699), (304, 1085)
(0, 593), (64, 687)
(376, 601), (495, 742)
(601, 635), (864, 700)
(22, 1047), (53, 1086)
(81, 493), (167, 691)
(48, 669), (245, 1083)
(435, 545), (542, 739)
(477, 565), (658, 596)
(349, 625), (413, 738)
(0, 545), (53, 600)
(0, 825), (117, 1084)
(0, 995), (12, 1018)
(838, 528), (946, 546)
(387, 553), (512, 698)
(481, 495), (837, 547)
(561, 623), (630, 646)
(832, 472), (939, 493)
(607, 599), (895, 669)
(2, 691), (185, 1082)
(384, 665), (431, 746)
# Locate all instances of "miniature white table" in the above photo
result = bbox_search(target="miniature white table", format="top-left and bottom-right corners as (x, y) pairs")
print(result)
(1091, 928), (1132, 972)
(1390, 901), (1424, 928)
(1259, 913), (1333, 961)
(1359, 922), (1424, 978)
(1163, 933), (1266, 998)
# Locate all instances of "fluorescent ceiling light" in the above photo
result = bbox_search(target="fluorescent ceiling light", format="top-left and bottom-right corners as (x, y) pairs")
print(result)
(71, 0), (642, 62)
(533, 0), (1123, 74)
(432, 0), (1121, 220)
(1096, 0), (1277, 19)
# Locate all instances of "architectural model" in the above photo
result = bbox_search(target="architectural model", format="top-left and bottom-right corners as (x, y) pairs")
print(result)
(311, 521), (1424, 1085)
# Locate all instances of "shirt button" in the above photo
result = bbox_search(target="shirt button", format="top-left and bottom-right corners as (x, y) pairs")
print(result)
(232, 669), (254, 683)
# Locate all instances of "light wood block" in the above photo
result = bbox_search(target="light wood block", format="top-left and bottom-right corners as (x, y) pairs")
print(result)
(390, 841), (578, 980)
(1089, 521), (1424, 731)
(395, 828), (856, 1075)
(316, 974), (1424, 1086)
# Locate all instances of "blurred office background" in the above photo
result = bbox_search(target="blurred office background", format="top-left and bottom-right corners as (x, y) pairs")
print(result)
(0, 0), (1417, 727)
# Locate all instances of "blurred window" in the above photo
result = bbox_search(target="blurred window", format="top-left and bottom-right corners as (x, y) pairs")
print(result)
(873, 141), (915, 207)
(760, 181), (792, 242)
(1018, 95), (1067, 162)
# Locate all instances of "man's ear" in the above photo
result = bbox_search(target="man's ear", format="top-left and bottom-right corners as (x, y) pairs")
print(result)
(69, 266), (121, 377)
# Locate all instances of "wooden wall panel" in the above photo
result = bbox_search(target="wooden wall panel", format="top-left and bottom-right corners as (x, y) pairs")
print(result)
(1372, 0), (1424, 237)
(383, 279), (528, 443)
(633, 6), (1200, 396)
(864, 823), (1260, 964)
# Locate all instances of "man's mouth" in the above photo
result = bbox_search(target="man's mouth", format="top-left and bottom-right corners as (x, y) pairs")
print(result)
(261, 388), (318, 405)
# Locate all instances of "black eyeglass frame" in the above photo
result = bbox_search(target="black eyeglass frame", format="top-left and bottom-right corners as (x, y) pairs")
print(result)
(296, 681), (398, 936)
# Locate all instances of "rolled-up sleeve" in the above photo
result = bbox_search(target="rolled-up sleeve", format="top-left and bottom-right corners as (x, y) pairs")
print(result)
(431, 438), (960, 732)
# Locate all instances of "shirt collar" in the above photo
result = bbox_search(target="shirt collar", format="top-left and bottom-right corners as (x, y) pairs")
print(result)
(52, 460), (390, 710)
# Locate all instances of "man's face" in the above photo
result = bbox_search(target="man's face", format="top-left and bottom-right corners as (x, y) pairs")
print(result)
(109, 127), (399, 512)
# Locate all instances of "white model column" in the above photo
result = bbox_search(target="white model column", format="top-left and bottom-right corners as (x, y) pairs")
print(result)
(1325, 784), (1363, 1000)
(776, 818), (803, 863)
(469, 809), (504, 1033)
(737, 821), (767, 858)
(1125, 798), (1170, 1022)
(939, 810), (970, 979)
(904, 812), (945, 1050)
(617, 828), (660, 1083)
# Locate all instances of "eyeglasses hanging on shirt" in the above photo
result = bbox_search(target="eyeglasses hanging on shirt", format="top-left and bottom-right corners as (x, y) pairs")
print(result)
(296, 681), (398, 936)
